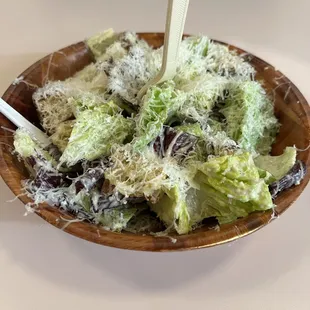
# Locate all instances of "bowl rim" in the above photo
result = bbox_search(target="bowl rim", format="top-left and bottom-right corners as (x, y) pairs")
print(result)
(1, 32), (310, 251)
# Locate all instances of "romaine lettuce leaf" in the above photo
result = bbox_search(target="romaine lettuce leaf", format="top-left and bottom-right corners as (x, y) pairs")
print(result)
(173, 36), (210, 87)
(32, 63), (108, 135)
(105, 144), (167, 198)
(183, 36), (210, 57)
(254, 147), (296, 181)
(71, 63), (108, 94)
(175, 123), (204, 137)
(150, 185), (190, 234)
(60, 105), (134, 166)
(188, 152), (274, 225)
(13, 129), (70, 195)
(14, 129), (57, 173)
(204, 42), (255, 78)
(175, 74), (229, 125)
(220, 81), (279, 154)
(98, 207), (138, 232)
(188, 183), (256, 224)
(108, 36), (161, 104)
(14, 128), (47, 159)
(197, 152), (273, 207)
(133, 82), (182, 150)
(69, 94), (121, 117)
(86, 28), (119, 59)
(50, 120), (75, 153)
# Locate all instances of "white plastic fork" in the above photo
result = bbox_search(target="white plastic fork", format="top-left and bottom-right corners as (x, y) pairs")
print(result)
(0, 97), (51, 147)
(137, 0), (189, 100)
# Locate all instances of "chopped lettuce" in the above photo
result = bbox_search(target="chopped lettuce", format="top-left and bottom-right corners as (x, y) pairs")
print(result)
(86, 28), (119, 59)
(73, 189), (92, 213)
(174, 36), (210, 87)
(205, 131), (238, 157)
(183, 36), (210, 57)
(98, 207), (138, 232)
(188, 183), (257, 224)
(60, 105), (134, 166)
(188, 152), (274, 225)
(69, 94), (121, 117)
(108, 35), (161, 104)
(197, 152), (273, 207)
(14, 128), (46, 159)
(151, 152), (274, 230)
(32, 63), (108, 135)
(175, 123), (204, 137)
(204, 42), (255, 78)
(71, 63), (108, 94)
(175, 36), (254, 87)
(176, 75), (229, 124)
(150, 185), (190, 234)
(133, 82), (181, 150)
(105, 144), (166, 198)
(148, 161), (198, 234)
(13, 129), (64, 187)
(32, 81), (75, 135)
(50, 120), (75, 152)
(254, 147), (297, 180)
(220, 81), (279, 154)
(14, 129), (56, 170)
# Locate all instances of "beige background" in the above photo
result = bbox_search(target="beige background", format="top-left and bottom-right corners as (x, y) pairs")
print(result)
(1, 0), (310, 309)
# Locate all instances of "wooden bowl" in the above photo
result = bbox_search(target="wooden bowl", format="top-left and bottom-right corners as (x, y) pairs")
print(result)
(1, 33), (310, 251)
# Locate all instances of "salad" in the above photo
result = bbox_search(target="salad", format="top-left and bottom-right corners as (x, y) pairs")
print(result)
(13, 29), (307, 235)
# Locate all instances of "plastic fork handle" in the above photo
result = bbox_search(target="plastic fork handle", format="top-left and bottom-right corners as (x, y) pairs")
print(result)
(0, 97), (51, 147)
(137, 0), (189, 100)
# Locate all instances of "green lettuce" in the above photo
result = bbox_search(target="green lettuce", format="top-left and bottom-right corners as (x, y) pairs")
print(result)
(188, 183), (257, 224)
(60, 105), (134, 166)
(174, 36), (210, 87)
(133, 82), (181, 150)
(197, 152), (273, 206)
(189, 152), (274, 225)
(150, 152), (274, 232)
(150, 185), (190, 234)
(13, 128), (77, 177)
(175, 123), (204, 137)
(254, 146), (296, 181)
(86, 28), (119, 59)
(71, 63), (108, 94)
(14, 129), (56, 173)
(69, 94), (121, 117)
(14, 128), (48, 159)
(176, 75), (229, 125)
(50, 120), (75, 153)
(105, 144), (166, 198)
(98, 207), (138, 232)
(184, 36), (210, 57)
(220, 81), (279, 154)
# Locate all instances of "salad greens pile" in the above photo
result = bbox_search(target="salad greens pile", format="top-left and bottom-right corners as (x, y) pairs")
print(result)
(13, 29), (303, 235)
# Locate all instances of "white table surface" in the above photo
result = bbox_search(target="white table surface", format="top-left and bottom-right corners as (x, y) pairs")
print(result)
(1, 1), (310, 309)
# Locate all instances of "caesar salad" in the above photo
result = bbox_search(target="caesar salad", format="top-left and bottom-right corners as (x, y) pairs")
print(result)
(13, 30), (307, 235)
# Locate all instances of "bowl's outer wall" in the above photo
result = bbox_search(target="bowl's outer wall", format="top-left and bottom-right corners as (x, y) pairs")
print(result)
(1, 33), (310, 251)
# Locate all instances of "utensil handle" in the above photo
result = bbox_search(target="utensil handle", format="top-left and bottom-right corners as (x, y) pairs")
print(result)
(159, 0), (189, 82)
(0, 97), (50, 147)
(137, 0), (189, 100)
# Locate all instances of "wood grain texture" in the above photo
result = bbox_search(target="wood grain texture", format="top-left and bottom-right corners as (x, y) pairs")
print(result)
(1, 33), (310, 251)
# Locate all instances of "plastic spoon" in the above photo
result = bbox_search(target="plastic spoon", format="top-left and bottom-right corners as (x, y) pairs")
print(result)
(0, 97), (50, 147)
(137, 0), (189, 100)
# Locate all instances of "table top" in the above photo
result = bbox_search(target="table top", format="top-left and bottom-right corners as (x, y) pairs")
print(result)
(1, 1), (310, 309)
